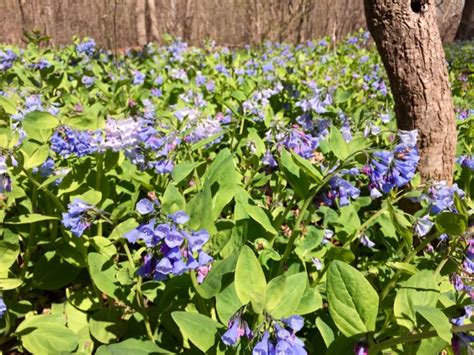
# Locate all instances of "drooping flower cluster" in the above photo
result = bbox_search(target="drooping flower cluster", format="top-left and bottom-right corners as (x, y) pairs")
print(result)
(221, 312), (253, 346)
(50, 127), (102, 158)
(252, 315), (307, 354)
(280, 126), (320, 159)
(0, 296), (6, 319)
(0, 49), (18, 70)
(422, 181), (465, 215)
(61, 198), (98, 237)
(0, 155), (11, 193)
(125, 198), (213, 282)
(76, 38), (96, 57)
(365, 130), (419, 197)
(458, 155), (474, 171)
(321, 175), (360, 207)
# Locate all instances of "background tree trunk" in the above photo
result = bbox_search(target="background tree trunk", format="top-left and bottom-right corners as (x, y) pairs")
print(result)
(147, 0), (160, 43)
(136, 0), (147, 45)
(455, 0), (474, 40)
(364, 0), (456, 183)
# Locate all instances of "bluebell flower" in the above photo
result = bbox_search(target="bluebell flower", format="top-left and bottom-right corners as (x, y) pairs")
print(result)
(133, 70), (146, 85)
(458, 155), (474, 170)
(222, 315), (252, 346)
(414, 215), (434, 237)
(354, 343), (369, 355)
(136, 198), (155, 215)
(137, 253), (156, 277)
(253, 331), (274, 355)
(281, 126), (319, 159)
(62, 198), (96, 237)
(0, 49), (17, 70)
(76, 39), (96, 56)
(262, 151), (277, 168)
(81, 75), (95, 88)
(51, 127), (101, 158)
(0, 156), (12, 193)
(422, 182), (465, 214)
(360, 234), (375, 248)
(282, 315), (304, 332)
(168, 211), (189, 224)
(322, 176), (360, 207)
(0, 296), (6, 318)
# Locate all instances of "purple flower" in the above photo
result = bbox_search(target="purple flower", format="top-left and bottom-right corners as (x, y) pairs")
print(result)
(262, 150), (277, 168)
(136, 198), (155, 215)
(0, 156), (12, 193)
(61, 198), (96, 237)
(0, 49), (17, 70)
(253, 331), (274, 355)
(322, 176), (360, 207)
(458, 155), (474, 171)
(360, 234), (375, 248)
(132, 70), (145, 85)
(0, 297), (6, 318)
(81, 75), (95, 88)
(422, 182), (465, 214)
(222, 315), (252, 346)
(282, 315), (304, 332)
(76, 39), (96, 56)
(354, 343), (369, 355)
(188, 230), (209, 252)
(51, 127), (101, 158)
(414, 215), (434, 237)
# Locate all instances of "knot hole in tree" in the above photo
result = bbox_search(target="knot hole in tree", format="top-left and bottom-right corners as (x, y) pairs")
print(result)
(411, 0), (428, 14)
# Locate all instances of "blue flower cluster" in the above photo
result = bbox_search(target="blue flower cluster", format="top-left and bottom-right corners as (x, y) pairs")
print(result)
(0, 296), (6, 319)
(222, 313), (253, 346)
(0, 156), (11, 193)
(280, 126), (320, 160)
(125, 199), (213, 282)
(321, 175), (360, 207)
(422, 181), (465, 214)
(365, 130), (419, 197)
(51, 127), (101, 158)
(76, 39), (96, 56)
(252, 316), (307, 354)
(458, 155), (474, 171)
(62, 198), (97, 237)
(0, 49), (17, 70)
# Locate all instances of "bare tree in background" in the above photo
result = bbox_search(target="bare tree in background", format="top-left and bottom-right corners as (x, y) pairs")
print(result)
(455, 0), (474, 40)
(147, 0), (160, 42)
(364, 0), (457, 183)
(136, 0), (147, 45)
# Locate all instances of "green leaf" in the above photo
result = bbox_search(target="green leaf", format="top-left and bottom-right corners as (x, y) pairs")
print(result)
(264, 276), (286, 312)
(24, 144), (49, 169)
(415, 306), (452, 343)
(0, 95), (17, 114)
(172, 162), (200, 184)
(279, 148), (311, 198)
(161, 183), (186, 214)
(327, 261), (379, 337)
(87, 252), (119, 299)
(328, 126), (349, 160)
(0, 228), (20, 270)
(197, 253), (238, 299)
(96, 339), (171, 355)
(5, 213), (59, 224)
(16, 315), (78, 354)
(32, 251), (80, 290)
(0, 278), (22, 290)
(235, 245), (267, 313)
(270, 273), (307, 318)
(216, 283), (243, 324)
(295, 286), (323, 315)
(171, 312), (223, 353)
(394, 271), (439, 330)
(241, 203), (277, 235)
(435, 212), (467, 236)
(186, 185), (214, 233)
(23, 111), (59, 129)
(89, 309), (127, 344)
(316, 317), (335, 348)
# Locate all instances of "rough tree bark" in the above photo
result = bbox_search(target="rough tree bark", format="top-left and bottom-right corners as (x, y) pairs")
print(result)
(136, 0), (147, 45)
(364, 0), (457, 183)
(147, 0), (160, 42)
(455, 0), (474, 40)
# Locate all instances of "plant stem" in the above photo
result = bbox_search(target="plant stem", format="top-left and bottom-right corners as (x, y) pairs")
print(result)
(95, 153), (104, 237)
(19, 186), (38, 281)
(277, 192), (315, 275)
(369, 323), (474, 354)
(380, 232), (439, 301)
(23, 169), (65, 212)
(119, 239), (156, 344)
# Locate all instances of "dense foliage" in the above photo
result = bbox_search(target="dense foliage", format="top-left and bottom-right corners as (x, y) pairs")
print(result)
(0, 32), (473, 354)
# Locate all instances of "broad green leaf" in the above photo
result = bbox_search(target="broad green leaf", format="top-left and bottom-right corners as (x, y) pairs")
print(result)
(216, 283), (243, 324)
(24, 144), (49, 169)
(316, 317), (335, 348)
(435, 212), (467, 236)
(0, 228), (20, 270)
(0, 278), (22, 290)
(23, 111), (59, 129)
(186, 185), (214, 233)
(279, 148), (311, 198)
(87, 252), (119, 299)
(235, 245), (267, 312)
(0, 95), (17, 114)
(295, 286), (323, 315)
(5, 213), (59, 224)
(171, 311), (223, 353)
(327, 261), (379, 337)
(96, 339), (171, 355)
(242, 203), (277, 235)
(89, 309), (127, 344)
(328, 126), (349, 160)
(270, 273), (307, 318)
(32, 251), (80, 290)
(16, 314), (78, 354)
(264, 276), (286, 312)
(161, 183), (186, 214)
(172, 162), (200, 184)
(394, 271), (439, 330)
(415, 306), (452, 343)
(197, 253), (238, 299)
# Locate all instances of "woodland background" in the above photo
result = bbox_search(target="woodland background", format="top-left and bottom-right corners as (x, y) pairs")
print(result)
(0, 0), (467, 48)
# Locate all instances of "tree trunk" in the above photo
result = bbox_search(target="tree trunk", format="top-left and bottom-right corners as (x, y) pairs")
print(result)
(364, 0), (456, 183)
(136, 0), (147, 46)
(455, 0), (474, 40)
(147, 0), (159, 42)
